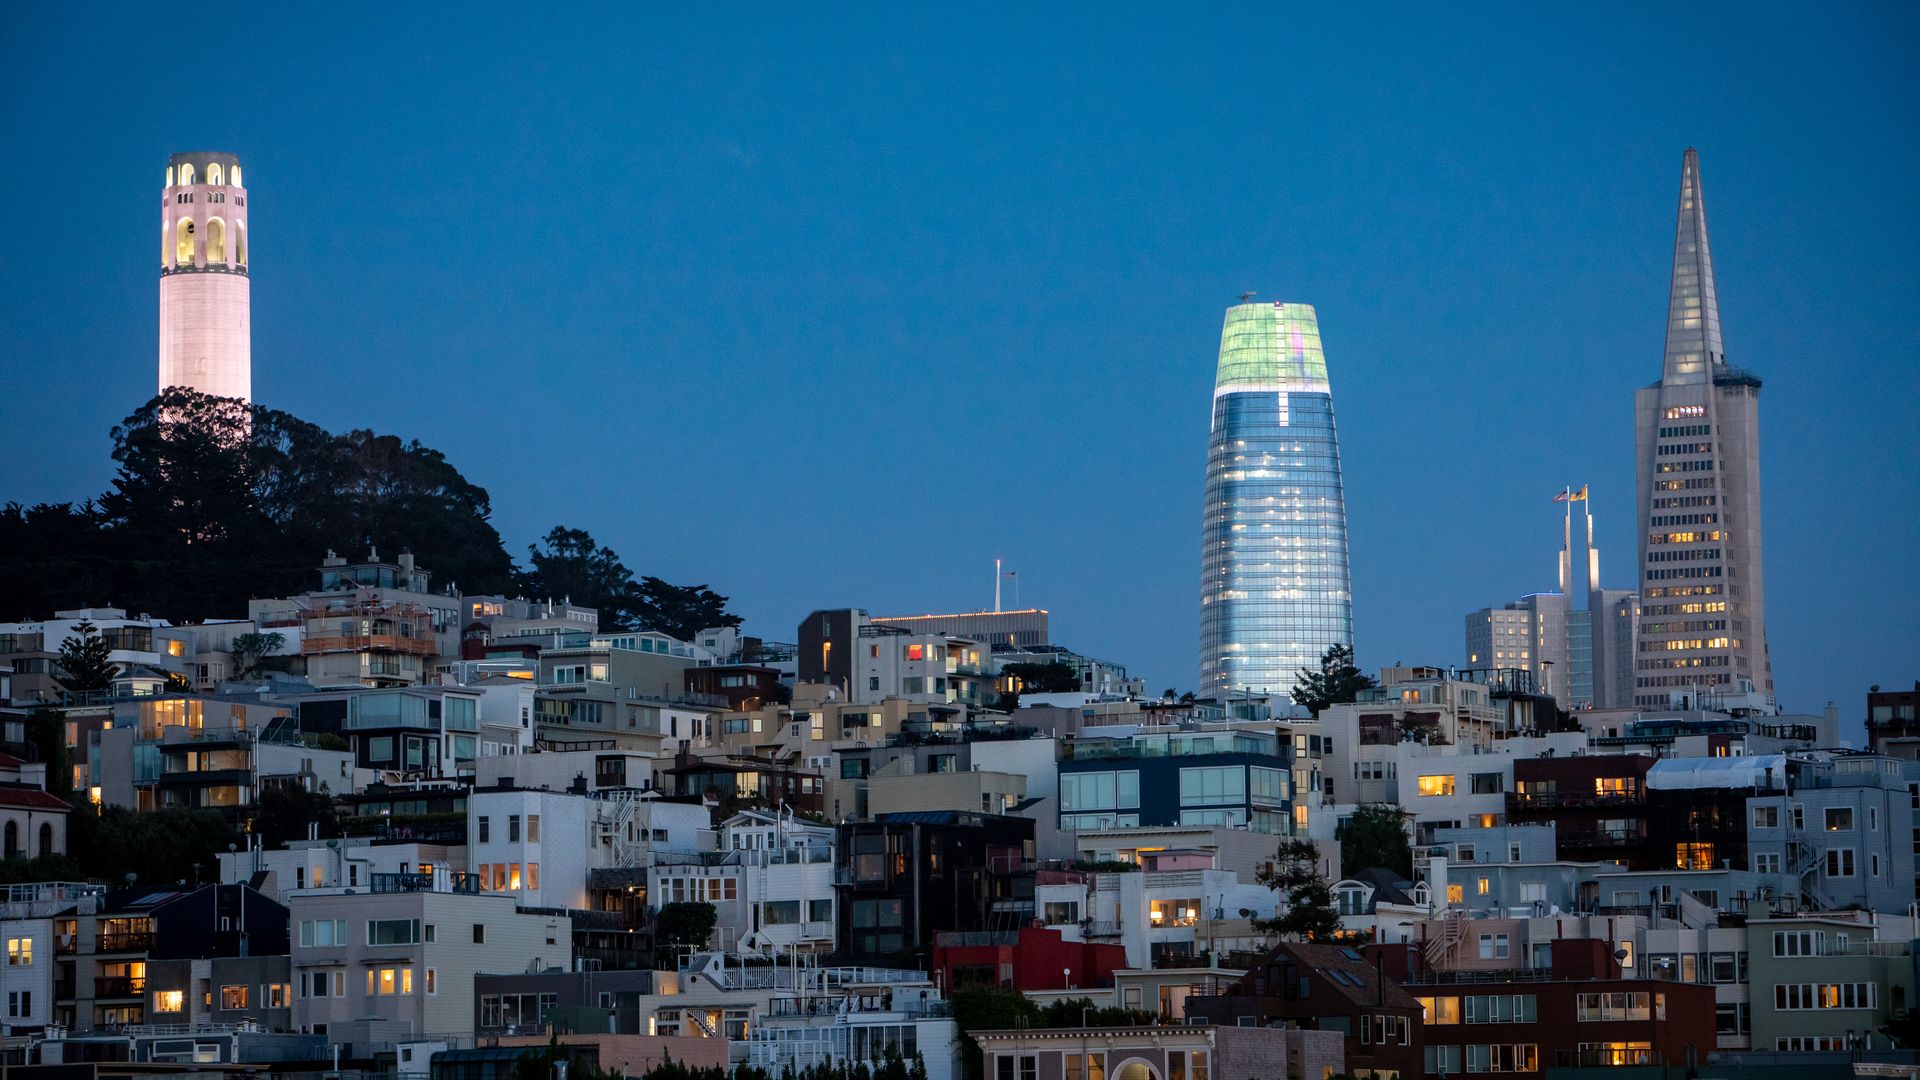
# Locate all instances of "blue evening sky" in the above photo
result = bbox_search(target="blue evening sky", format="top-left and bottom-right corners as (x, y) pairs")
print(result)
(3, 6), (1916, 726)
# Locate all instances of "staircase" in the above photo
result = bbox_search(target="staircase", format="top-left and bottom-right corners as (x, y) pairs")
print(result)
(1424, 909), (1466, 966)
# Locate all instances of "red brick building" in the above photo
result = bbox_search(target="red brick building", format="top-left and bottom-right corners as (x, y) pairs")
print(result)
(931, 926), (1126, 992)
(1408, 938), (1717, 1073)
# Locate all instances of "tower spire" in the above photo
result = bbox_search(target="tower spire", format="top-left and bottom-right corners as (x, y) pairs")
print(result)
(1661, 147), (1724, 385)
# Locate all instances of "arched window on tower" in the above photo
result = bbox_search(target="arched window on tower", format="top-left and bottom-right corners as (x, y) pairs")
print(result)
(207, 218), (226, 263)
(179, 162), (196, 186)
(207, 162), (223, 186)
(162, 222), (170, 267)
(230, 165), (242, 188)
(166, 166), (174, 188)
(236, 224), (246, 267)
(176, 218), (196, 266)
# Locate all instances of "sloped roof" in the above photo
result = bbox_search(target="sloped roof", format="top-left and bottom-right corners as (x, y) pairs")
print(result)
(1254, 941), (1420, 1009)
(0, 788), (71, 811)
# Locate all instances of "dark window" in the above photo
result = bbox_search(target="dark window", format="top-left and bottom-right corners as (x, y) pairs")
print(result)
(473, 924), (485, 944)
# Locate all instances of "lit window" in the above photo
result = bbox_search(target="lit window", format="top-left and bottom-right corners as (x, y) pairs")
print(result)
(154, 990), (184, 1012)
(1417, 775), (1456, 797)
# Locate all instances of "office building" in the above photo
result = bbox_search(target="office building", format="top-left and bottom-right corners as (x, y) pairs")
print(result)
(1199, 300), (1354, 700)
(871, 609), (1048, 649)
(159, 152), (251, 402)
(1633, 149), (1772, 706)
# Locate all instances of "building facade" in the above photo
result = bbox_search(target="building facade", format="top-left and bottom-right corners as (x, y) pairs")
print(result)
(1633, 149), (1772, 707)
(159, 151), (250, 402)
(1199, 300), (1354, 700)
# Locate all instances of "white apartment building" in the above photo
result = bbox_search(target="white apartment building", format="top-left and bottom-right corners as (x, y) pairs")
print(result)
(1036, 850), (1275, 968)
(289, 876), (570, 1048)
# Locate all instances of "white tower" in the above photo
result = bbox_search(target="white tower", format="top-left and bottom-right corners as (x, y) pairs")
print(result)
(159, 151), (251, 401)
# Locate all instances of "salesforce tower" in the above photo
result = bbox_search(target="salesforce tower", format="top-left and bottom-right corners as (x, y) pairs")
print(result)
(1199, 299), (1355, 701)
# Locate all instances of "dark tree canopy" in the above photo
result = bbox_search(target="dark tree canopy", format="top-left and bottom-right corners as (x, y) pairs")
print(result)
(1292, 643), (1377, 717)
(633, 576), (741, 642)
(256, 786), (340, 849)
(1255, 838), (1342, 941)
(653, 901), (718, 964)
(520, 527), (644, 630)
(520, 526), (741, 639)
(1, 393), (741, 651)
(0, 390), (515, 622)
(1340, 803), (1413, 878)
(55, 621), (118, 693)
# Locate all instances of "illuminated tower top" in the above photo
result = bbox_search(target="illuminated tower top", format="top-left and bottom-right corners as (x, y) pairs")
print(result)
(159, 151), (251, 402)
(1660, 148), (1724, 386)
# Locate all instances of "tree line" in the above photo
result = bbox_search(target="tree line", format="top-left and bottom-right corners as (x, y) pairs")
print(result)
(0, 389), (738, 639)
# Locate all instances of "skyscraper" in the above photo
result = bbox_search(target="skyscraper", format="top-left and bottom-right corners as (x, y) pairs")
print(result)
(159, 151), (251, 402)
(1200, 300), (1354, 700)
(1632, 149), (1771, 707)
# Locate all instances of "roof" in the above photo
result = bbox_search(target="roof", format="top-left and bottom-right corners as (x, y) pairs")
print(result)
(1250, 941), (1421, 1010)
(1350, 867), (1414, 906)
(0, 752), (27, 768)
(1646, 754), (1787, 791)
(0, 788), (72, 811)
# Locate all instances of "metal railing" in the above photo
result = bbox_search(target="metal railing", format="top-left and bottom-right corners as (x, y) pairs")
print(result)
(95, 932), (154, 952)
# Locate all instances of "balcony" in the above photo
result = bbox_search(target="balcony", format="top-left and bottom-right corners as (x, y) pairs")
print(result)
(94, 976), (147, 998)
(95, 932), (154, 953)
(1558, 828), (1645, 848)
(370, 871), (481, 895)
(304, 633), (436, 657)
(1507, 792), (1643, 811)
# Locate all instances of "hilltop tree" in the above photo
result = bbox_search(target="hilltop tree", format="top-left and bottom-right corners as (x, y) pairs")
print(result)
(1292, 644), (1376, 717)
(633, 576), (740, 641)
(520, 527), (644, 630)
(0, 389), (516, 622)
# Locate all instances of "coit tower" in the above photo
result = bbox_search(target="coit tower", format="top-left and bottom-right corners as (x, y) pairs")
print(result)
(1199, 299), (1355, 700)
(159, 151), (250, 401)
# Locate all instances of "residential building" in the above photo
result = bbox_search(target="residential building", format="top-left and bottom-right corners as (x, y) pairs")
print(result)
(251, 551), (462, 689)
(0, 609), (194, 706)
(1199, 299), (1354, 701)
(1633, 148), (1772, 706)
(287, 873), (571, 1052)
(0, 882), (93, 1035)
(1746, 910), (1918, 1053)
(1404, 937), (1719, 1071)
(1867, 681), (1920, 759)
(835, 811), (1035, 966)
(647, 811), (836, 958)
(992, 643), (1143, 699)
(872, 609), (1050, 649)
(142, 884), (293, 1032)
(797, 609), (995, 708)
(977, 1024), (1342, 1080)
(1508, 754), (1656, 867)
(931, 926), (1124, 994)
(1186, 940), (1420, 1078)
(745, 976), (958, 1080)
(1034, 849), (1275, 969)
(0, 753), (69, 858)
(1056, 727), (1293, 834)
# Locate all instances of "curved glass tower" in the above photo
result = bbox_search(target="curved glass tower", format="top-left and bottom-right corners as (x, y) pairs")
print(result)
(1199, 300), (1354, 700)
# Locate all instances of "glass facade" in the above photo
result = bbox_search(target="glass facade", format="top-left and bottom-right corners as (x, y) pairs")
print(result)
(1200, 301), (1353, 699)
